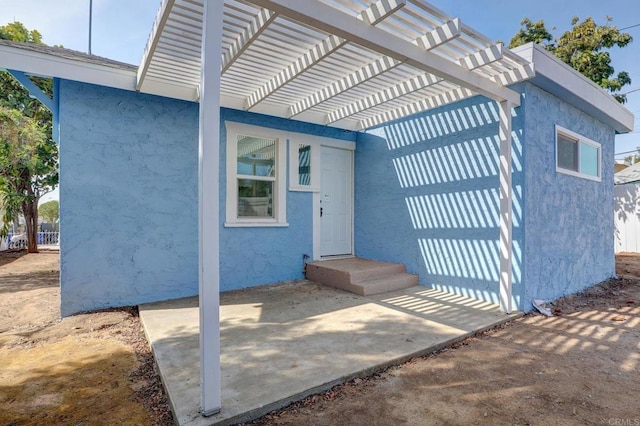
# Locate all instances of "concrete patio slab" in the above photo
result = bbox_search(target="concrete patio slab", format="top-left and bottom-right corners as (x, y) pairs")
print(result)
(139, 281), (521, 426)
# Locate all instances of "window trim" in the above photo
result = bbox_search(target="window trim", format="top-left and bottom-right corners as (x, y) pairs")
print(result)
(288, 140), (320, 192)
(225, 122), (288, 227)
(555, 125), (601, 182)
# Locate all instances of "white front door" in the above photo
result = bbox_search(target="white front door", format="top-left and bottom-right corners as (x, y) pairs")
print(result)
(319, 146), (353, 257)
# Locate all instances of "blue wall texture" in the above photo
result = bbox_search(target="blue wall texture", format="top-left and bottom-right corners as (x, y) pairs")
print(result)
(521, 83), (615, 305)
(59, 78), (615, 315)
(59, 80), (199, 315)
(218, 109), (355, 291)
(355, 82), (615, 311)
(58, 81), (355, 314)
(355, 94), (525, 309)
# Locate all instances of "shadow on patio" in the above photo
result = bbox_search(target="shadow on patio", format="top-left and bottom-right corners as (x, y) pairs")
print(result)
(139, 280), (519, 426)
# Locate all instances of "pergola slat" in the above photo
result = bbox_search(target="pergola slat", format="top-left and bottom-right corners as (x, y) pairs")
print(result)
(288, 17), (460, 118)
(130, 4), (535, 415)
(244, 0), (407, 110)
(326, 73), (441, 124)
(137, 0), (177, 91)
(138, 0), (532, 130)
(222, 8), (278, 73)
(358, 86), (474, 129)
(457, 43), (502, 70)
(414, 18), (460, 50)
(246, 0), (521, 105)
(326, 38), (505, 124)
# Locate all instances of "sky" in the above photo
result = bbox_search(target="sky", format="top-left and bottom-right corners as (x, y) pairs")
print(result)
(1, 0), (639, 202)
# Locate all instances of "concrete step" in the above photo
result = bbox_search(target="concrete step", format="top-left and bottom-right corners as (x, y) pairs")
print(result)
(351, 273), (419, 296)
(305, 258), (418, 296)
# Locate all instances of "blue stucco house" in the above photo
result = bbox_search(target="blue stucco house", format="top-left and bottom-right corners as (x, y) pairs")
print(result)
(0, 2), (633, 319)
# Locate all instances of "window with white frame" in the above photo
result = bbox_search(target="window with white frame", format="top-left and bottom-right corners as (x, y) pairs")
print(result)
(555, 125), (601, 181)
(289, 140), (320, 192)
(225, 122), (287, 227)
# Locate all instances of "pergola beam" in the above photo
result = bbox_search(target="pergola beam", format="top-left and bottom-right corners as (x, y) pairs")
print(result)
(357, 86), (474, 130)
(361, 0), (406, 24)
(326, 73), (441, 124)
(288, 56), (400, 118)
(246, 0), (521, 106)
(328, 40), (504, 125)
(244, 35), (345, 110)
(415, 18), (461, 50)
(137, 0), (176, 91)
(492, 63), (535, 86)
(289, 18), (461, 118)
(457, 43), (503, 69)
(221, 8), (278, 74)
(244, 0), (406, 110)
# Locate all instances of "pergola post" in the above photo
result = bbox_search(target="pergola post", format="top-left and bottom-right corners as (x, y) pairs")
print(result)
(498, 100), (514, 314)
(198, 0), (223, 416)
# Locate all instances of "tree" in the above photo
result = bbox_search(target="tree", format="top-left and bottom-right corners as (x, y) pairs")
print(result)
(0, 107), (57, 252)
(0, 22), (58, 252)
(509, 18), (555, 49)
(0, 23), (52, 124)
(0, 21), (42, 44)
(39, 200), (59, 229)
(509, 17), (633, 103)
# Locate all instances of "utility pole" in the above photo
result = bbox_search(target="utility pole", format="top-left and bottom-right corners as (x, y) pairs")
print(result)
(88, 0), (93, 54)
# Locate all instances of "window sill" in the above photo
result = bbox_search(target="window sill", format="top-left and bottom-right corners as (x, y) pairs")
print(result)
(556, 167), (601, 182)
(224, 221), (290, 228)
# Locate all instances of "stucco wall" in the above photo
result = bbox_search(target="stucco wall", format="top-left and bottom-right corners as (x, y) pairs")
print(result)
(355, 83), (616, 311)
(218, 109), (355, 291)
(522, 82), (615, 304)
(59, 82), (356, 314)
(59, 78), (615, 315)
(355, 95), (525, 309)
(59, 80), (199, 315)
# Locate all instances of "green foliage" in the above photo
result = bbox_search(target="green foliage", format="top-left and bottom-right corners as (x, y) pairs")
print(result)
(0, 21), (58, 251)
(0, 107), (57, 238)
(509, 18), (554, 49)
(39, 200), (59, 225)
(0, 22), (53, 124)
(509, 16), (633, 103)
(0, 21), (42, 44)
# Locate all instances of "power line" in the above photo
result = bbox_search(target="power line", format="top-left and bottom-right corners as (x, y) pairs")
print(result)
(615, 149), (639, 156)
(620, 23), (640, 30)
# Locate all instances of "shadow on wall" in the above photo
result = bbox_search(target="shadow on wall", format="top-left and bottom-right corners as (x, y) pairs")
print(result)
(614, 183), (640, 253)
(357, 96), (523, 309)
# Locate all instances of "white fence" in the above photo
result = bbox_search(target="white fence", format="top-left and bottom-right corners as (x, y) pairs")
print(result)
(38, 231), (60, 246)
(615, 183), (640, 253)
(1, 231), (60, 250)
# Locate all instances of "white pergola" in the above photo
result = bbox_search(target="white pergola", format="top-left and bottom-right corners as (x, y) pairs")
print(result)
(135, 0), (534, 415)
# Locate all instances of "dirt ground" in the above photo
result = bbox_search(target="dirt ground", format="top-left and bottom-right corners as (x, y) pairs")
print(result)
(0, 250), (173, 425)
(1, 251), (639, 426)
(253, 257), (640, 426)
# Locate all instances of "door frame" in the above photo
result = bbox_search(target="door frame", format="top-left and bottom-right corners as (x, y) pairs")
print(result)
(313, 143), (355, 260)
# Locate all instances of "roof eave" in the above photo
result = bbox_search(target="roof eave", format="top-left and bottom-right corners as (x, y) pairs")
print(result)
(512, 43), (634, 134)
(0, 43), (137, 92)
